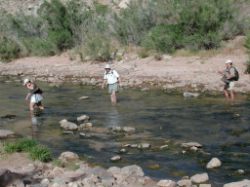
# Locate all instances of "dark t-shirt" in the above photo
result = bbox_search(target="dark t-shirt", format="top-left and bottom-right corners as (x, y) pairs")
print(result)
(29, 84), (43, 94)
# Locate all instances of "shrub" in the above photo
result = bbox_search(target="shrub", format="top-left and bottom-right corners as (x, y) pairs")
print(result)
(0, 36), (21, 61)
(245, 32), (250, 74)
(142, 24), (183, 53)
(30, 145), (52, 162)
(82, 34), (112, 61)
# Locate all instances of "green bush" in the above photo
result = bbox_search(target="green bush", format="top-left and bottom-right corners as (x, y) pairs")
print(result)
(83, 34), (112, 61)
(142, 24), (183, 53)
(30, 145), (52, 162)
(0, 36), (21, 61)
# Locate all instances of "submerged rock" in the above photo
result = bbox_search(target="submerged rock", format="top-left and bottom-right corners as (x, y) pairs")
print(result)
(110, 155), (121, 162)
(78, 122), (93, 130)
(59, 119), (78, 131)
(138, 143), (151, 149)
(181, 142), (202, 148)
(206, 157), (222, 169)
(157, 179), (176, 187)
(183, 92), (200, 98)
(78, 96), (89, 100)
(223, 179), (250, 187)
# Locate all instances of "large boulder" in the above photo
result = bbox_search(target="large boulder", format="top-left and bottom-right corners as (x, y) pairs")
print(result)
(190, 173), (209, 184)
(223, 179), (250, 187)
(58, 152), (79, 163)
(0, 129), (15, 138)
(59, 119), (78, 131)
(206, 157), (222, 169)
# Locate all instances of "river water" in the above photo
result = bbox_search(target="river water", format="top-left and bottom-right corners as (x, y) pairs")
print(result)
(0, 78), (249, 186)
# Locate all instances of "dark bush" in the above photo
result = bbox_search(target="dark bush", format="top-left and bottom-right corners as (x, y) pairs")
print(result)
(0, 36), (21, 61)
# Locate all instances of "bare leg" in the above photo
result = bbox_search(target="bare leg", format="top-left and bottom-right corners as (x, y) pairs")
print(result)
(111, 91), (117, 105)
(230, 90), (235, 101)
(224, 90), (230, 100)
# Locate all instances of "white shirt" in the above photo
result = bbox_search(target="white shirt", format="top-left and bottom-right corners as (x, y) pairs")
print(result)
(104, 70), (119, 84)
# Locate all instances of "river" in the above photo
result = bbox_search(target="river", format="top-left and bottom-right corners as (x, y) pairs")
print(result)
(0, 77), (249, 186)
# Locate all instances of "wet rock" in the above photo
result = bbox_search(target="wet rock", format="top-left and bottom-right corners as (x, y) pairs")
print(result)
(119, 148), (127, 153)
(223, 179), (250, 187)
(79, 132), (92, 138)
(131, 144), (138, 148)
(1, 114), (16, 119)
(206, 157), (222, 169)
(0, 129), (15, 138)
(0, 169), (26, 187)
(78, 96), (89, 100)
(190, 173), (209, 184)
(62, 131), (74, 135)
(59, 119), (78, 131)
(160, 145), (169, 150)
(110, 155), (121, 162)
(77, 115), (90, 122)
(177, 179), (192, 187)
(111, 126), (122, 132)
(190, 146), (198, 152)
(157, 179), (176, 187)
(123, 126), (136, 133)
(58, 152), (79, 163)
(138, 143), (151, 149)
(236, 169), (245, 175)
(199, 184), (211, 187)
(183, 92), (200, 98)
(78, 122), (93, 130)
(181, 142), (202, 149)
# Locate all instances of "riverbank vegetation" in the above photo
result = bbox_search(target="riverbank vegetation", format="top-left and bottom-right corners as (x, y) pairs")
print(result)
(4, 138), (52, 162)
(0, 0), (250, 62)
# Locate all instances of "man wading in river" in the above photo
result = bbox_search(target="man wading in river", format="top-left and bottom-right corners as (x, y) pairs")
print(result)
(23, 78), (44, 114)
(218, 59), (239, 101)
(102, 64), (121, 105)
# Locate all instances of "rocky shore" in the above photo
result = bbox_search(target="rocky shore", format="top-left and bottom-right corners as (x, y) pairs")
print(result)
(0, 149), (249, 187)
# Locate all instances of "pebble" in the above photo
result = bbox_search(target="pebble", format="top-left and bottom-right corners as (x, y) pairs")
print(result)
(110, 155), (121, 161)
(206, 157), (222, 169)
(78, 96), (89, 100)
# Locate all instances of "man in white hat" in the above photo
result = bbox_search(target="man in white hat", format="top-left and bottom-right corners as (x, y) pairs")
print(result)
(23, 78), (44, 113)
(218, 59), (239, 100)
(102, 64), (121, 105)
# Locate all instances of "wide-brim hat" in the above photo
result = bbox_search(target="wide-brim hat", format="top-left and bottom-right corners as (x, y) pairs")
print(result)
(225, 59), (233, 64)
(23, 78), (31, 85)
(105, 64), (111, 69)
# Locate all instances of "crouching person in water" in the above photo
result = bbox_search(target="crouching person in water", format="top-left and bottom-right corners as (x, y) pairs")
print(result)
(102, 64), (121, 105)
(218, 59), (239, 101)
(23, 78), (44, 114)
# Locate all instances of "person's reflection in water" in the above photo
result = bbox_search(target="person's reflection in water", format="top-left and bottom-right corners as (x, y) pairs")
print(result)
(105, 106), (121, 128)
(31, 115), (42, 139)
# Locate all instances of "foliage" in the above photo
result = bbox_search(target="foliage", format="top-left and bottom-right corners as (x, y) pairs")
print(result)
(4, 138), (52, 162)
(0, 36), (21, 61)
(245, 32), (250, 74)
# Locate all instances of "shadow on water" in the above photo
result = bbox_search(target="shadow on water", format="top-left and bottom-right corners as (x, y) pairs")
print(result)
(0, 78), (250, 186)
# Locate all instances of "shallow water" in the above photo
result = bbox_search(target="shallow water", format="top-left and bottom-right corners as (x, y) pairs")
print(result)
(0, 78), (249, 186)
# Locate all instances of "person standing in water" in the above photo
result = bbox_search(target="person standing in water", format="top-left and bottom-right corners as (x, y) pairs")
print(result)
(23, 78), (44, 113)
(218, 59), (239, 101)
(102, 64), (121, 105)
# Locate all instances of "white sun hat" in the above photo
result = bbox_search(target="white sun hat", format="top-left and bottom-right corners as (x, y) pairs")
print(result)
(23, 78), (31, 85)
(105, 64), (111, 69)
(225, 59), (233, 64)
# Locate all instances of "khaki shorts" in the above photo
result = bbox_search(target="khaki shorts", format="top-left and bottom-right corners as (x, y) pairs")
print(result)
(224, 81), (235, 91)
(108, 83), (119, 93)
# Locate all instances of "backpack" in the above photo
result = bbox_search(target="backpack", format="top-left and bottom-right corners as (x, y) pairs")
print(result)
(233, 67), (239, 81)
